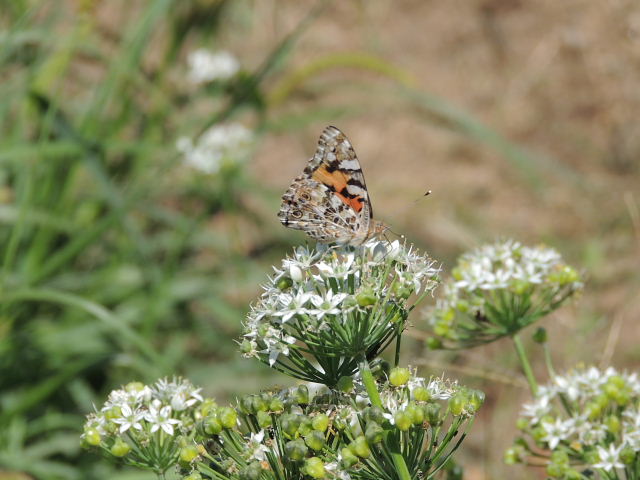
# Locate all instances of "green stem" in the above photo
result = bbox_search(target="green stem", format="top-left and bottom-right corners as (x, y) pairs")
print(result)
(542, 343), (556, 378)
(512, 334), (538, 395)
(358, 358), (411, 480)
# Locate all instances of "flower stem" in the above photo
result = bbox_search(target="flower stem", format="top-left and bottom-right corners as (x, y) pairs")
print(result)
(358, 358), (411, 480)
(512, 333), (538, 396)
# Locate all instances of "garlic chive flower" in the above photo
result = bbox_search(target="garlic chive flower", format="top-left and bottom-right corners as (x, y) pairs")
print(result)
(81, 378), (212, 475)
(425, 240), (582, 349)
(176, 123), (253, 175)
(507, 366), (640, 479)
(188, 369), (481, 480)
(240, 240), (439, 386)
(186, 48), (240, 84)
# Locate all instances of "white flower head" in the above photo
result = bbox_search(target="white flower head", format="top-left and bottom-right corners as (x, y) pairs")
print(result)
(187, 48), (239, 84)
(176, 123), (253, 174)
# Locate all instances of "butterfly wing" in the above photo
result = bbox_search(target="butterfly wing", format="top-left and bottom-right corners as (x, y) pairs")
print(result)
(278, 126), (373, 243)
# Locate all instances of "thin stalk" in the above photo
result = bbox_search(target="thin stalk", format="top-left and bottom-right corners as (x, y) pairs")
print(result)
(542, 343), (556, 378)
(512, 333), (538, 395)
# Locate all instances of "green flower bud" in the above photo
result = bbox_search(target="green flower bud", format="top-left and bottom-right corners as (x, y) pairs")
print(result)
(515, 418), (529, 430)
(281, 413), (301, 437)
(179, 445), (199, 464)
(531, 426), (546, 443)
(413, 386), (431, 402)
(83, 428), (101, 446)
(304, 430), (325, 451)
(363, 406), (386, 426)
(356, 288), (377, 307)
(370, 359), (390, 379)
(620, 446), (636, 465)
(351, 436), (371, 458)
(269, 397), (284, 412)
(104, 406), (121, 421)
(365, 422), (384, 444)
(434, 320), (451, 337)
(239, 461), (263, 480)
(340, 447), (359, 468)
(218, 407), (237, 429)
(304, 457), (325, 479)
(564, 469), (582, 480)
(426, 337), (443, 350)
(394, 411), (412, 431)
(550, 450), (569, 466)
(295, 385), (309, 405)
(285, 439), (308, 461)
(584, 448), (600, 465)
(468, 389), (485, 411)
(298, 416), (313, 436)
(336, 376), (354, 393)
(393, 282), (412, 300)
(239, 395), (254, 414)
(586, 402), (602, 420)
(424, 403), (442, 425)
(110, 438), (131, 457)
(406, 402), (425, 425)
(239, 339), (255, 355)
(202, 415), (223, 435)
(251, 395), (268, 413)
(277, 277), (293, 290)
(312, 414), (329, 432)
(532, 327), (547, 344)
(449, 394), (465, 416)
(389, 367), (410, 386)
(199, 398), (217, 417)
(504, 447), (522, 465)
(183, 473), (203, 480)
(257, 411), (272, 429)
(605, 415), (621, 434)
(546, 462), (566, 478)
(456, 299), (470, 313)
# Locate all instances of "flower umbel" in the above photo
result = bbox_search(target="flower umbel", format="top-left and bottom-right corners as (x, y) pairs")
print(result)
(424, 239), (582, 348)
(176, 123), (253, 175)
(240, 239), (439, 386)
(507, 366), (640, 479)
(81, 377), (212, 474)
(186, 48), (240, 84)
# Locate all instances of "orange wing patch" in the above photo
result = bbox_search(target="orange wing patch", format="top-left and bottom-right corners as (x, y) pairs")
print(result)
(312, 165), (365, 213)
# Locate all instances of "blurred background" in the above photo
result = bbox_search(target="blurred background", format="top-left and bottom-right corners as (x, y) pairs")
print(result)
(1, 0), (639, 478)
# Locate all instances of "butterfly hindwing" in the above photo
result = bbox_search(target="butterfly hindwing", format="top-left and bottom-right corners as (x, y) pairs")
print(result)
(278, 126), (382, 244)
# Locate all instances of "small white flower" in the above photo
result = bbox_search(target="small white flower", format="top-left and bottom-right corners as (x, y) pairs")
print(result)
(146, 404), (181, 435)
(309, 290), (348, 319)
(541, 417), (574, 450)
(246, 430), (270, 461)
(112, 404), (144, 433)
(593, 443), (624, 472)
(187, 49), (239, 84)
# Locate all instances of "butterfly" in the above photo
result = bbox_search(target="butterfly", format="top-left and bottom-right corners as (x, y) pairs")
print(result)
(278, 126), (387, 245)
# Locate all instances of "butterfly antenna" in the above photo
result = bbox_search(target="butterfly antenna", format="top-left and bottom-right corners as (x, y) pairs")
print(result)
(413, 189), (433, 203)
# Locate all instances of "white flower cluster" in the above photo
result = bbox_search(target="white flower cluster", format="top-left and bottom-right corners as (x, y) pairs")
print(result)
(519, 366), (640, 474)
(241, 240), (439, 368)
(451, 239), (577, 293)
(426, 240), (582, 347)
(187, 48), (239, 84)
(176, 123), (253, 174)
(82, 377), (204, 441)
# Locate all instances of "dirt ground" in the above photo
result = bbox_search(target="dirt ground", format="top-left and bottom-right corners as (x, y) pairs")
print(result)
(240, 1), (640, 478)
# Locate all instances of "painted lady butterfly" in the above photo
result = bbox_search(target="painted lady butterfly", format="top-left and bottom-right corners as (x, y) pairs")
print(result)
(278, 126), (387, 245)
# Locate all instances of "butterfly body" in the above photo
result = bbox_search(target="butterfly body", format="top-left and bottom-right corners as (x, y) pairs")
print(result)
(278, 126), (387, 245)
